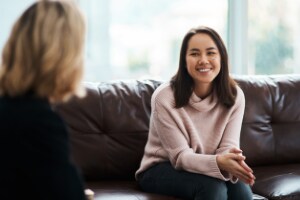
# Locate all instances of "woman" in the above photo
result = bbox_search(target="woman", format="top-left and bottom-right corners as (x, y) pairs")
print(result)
(136, 26), (255, 200)
(0, 1), (86, 199)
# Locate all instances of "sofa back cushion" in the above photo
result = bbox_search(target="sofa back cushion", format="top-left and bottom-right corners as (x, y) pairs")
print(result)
(235, 75), (300, 167)
(56, 80), (162, 180)
(56, 75), (300, 180)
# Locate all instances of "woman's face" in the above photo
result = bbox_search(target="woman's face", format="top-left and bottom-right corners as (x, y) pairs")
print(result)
(185, 33), (221, 90)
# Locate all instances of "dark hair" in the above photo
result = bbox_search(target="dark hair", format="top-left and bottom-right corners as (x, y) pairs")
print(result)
(170, 26), (237, 108)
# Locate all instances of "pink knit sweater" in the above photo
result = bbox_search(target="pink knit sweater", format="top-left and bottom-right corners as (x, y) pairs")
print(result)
(136, 82), (245, 182)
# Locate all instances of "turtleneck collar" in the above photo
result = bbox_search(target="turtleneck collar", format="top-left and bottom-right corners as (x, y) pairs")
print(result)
(188, 90), (218, 112)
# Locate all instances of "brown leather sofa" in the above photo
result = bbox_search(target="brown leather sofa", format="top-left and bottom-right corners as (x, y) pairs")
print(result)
(55, 74), (300, 200)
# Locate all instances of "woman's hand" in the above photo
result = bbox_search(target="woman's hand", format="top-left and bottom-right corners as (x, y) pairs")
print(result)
(229, 148), (254, 175)
(216, 149), (255, 185)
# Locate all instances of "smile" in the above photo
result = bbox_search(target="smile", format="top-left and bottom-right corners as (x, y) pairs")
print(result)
(197, 68), (211, 72)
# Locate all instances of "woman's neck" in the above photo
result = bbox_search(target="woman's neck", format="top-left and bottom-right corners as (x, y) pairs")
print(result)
(193, 83), (213, 99)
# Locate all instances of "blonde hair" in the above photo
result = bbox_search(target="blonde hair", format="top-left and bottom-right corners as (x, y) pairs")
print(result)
(0, 0), (86, 102)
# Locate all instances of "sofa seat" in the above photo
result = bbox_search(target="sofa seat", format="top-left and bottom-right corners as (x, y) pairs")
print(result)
(252, 164), (300, 200)
(86, 181), (180, 200)
(87, 181), (269, 200)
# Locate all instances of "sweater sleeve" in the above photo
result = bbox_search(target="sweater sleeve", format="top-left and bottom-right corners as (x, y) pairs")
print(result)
(152, 98), (229, 181)
(215, 86), (246, 183)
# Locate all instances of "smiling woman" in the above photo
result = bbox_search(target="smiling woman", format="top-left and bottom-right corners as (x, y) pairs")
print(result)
(135, 26), (254, 200)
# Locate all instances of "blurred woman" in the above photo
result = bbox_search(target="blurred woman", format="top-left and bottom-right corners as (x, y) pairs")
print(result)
(0, 1), (87, 199)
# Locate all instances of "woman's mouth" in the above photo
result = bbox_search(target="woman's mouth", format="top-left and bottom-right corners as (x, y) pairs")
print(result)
(197, 68), (211, 72)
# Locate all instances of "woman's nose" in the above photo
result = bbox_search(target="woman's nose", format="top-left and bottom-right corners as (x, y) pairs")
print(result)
(198, 56), (209, 64)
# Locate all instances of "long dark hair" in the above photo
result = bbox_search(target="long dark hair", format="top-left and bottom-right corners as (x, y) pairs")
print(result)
(170, 26), (237, 108)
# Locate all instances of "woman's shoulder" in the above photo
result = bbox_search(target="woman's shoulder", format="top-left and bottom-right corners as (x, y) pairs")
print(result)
(0, 96), (63, 122)
(151, 82), (175, 106)
(152, 82), (172, 98)
(235, 84), (245, 98)
(234, 84), (245, 106)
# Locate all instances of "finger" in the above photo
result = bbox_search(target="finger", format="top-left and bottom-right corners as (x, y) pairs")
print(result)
(233, 172), (252, 184)
(228, 160), (255, 184)
(239, 169), (255, 182)
(229, 147), (242, 154)
(234, 163), (254, 180)
(233, 168), (254, 184)
(249, 179), (255, 186)
(239, 161), (256, 180)
(231, 154), (246, 161)
(239, 160), (253, 173)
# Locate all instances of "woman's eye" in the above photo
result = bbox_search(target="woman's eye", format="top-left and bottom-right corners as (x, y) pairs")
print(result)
(190, 53), (198, 56)
(208, 52), (216, 55)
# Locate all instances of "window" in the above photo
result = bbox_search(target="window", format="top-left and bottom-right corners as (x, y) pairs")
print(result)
(78, 0), (228, 81)
(248, 0), (300, 74)
(0, 0), (34, 54)
(1, 0), (299, 80)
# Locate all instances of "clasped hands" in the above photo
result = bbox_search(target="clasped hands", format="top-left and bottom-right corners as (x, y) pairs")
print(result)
(216, 147), (255, 186)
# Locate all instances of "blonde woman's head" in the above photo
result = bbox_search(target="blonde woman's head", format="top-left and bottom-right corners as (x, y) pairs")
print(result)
(0, 0), (86, 102)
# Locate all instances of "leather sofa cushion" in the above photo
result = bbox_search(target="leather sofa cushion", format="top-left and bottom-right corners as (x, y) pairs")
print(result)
(252, 164), (300, 199)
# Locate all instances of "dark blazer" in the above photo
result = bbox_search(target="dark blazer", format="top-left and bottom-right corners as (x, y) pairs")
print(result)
(0, 95), (86, 200)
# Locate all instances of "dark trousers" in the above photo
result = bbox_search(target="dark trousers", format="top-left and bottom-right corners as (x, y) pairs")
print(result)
(138, 162), (253, 200)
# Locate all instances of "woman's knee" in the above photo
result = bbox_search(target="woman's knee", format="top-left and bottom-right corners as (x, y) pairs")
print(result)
(227, 181), (253, 200)
(193, 177), (227, 200)
(138, 164), (228, 200)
